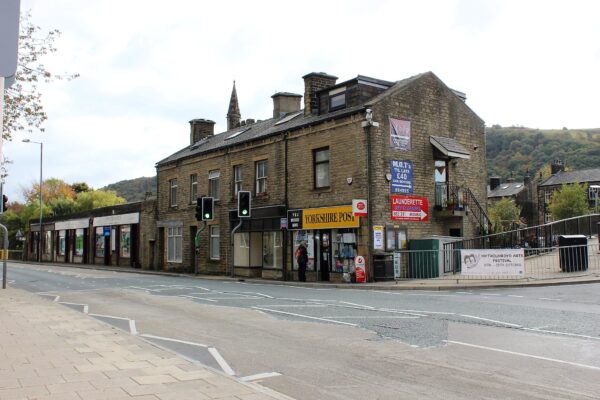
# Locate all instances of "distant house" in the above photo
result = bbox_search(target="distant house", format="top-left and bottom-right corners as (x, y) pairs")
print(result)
(487, 175), (538, 226)
(537, 160), (600, 223)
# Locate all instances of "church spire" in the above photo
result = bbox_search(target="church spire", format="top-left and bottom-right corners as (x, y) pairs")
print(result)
(227, 80), (241, 130)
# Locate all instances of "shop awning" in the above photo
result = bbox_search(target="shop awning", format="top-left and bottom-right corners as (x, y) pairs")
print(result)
(430, 136), (470, 159)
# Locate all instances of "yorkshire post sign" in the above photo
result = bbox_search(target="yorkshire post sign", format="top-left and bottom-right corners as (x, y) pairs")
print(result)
(287, 205), (359, 230)
(391, 160), (413, 194)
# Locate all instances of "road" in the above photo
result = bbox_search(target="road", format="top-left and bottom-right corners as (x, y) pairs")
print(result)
(4, 262), (600, 399)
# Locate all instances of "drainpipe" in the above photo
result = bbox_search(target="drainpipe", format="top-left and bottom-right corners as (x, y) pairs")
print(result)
(283, 131), (289, 281)
(362, 109), (379, 282)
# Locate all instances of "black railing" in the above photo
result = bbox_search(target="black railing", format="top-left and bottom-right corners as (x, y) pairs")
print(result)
(435, 183), (491, 235)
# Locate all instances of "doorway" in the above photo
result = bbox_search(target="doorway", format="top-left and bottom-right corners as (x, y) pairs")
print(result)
(318, 230), (331, 281)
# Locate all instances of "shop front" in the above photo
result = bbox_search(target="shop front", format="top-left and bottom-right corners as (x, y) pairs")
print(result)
(92, 213), (140, 267)
(288, 205), (360, 282)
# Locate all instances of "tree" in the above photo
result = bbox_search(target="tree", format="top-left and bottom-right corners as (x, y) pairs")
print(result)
(548, 183), (590, 220)
(21, 178), (75, 205)
(73, 190), (126, 212)
(488, 198), (521, 232)
(2, 12), (78, 140)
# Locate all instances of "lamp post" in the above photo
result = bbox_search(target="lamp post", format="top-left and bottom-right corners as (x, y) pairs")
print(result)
(22, 139), (43, 262)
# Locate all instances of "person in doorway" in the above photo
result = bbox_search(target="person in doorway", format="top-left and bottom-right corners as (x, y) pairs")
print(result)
(296, 241), (308, 282)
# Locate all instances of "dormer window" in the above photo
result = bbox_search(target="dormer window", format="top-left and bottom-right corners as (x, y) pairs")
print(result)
(329, 86), (346, 111)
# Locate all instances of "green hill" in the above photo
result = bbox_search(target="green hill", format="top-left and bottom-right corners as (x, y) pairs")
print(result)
(486, 126), (600, 181)
(101, 176), (156, 203)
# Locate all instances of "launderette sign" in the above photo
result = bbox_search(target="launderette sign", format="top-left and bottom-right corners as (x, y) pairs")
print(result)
(287, 205), (359, 230)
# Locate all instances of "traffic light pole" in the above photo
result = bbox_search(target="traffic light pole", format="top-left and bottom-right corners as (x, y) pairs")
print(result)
(230, 219), (243, 278)
(194, 221), (206, 275)
(1, 223), (8, 289)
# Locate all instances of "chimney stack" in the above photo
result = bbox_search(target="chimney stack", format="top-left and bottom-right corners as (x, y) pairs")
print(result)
(272, 92), (302, 119)
(302, 72), (337, 116)
(551, 159), (565, 175)
(189, 119), (215, 145)
(490, 176), (501, 191)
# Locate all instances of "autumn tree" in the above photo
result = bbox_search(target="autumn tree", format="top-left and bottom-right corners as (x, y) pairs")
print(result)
(2, 12), (78, 140)
(73, 190), (125, 212)
(548, 183), (590, 220)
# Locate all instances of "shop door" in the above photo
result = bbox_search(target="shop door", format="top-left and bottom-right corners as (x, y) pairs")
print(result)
(319, 230), (331, 281)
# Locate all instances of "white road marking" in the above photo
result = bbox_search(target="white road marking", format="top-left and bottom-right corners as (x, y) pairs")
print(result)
(459, 314), (522, 328)
(141, 334), (208, 347)
(446, 340), (600, 371)
(522, 327), (600, 341)
(376, 308), (428, 317)
(252, 307), (358, 327)
(208, 347), (235, 375)
(482, 293), (501, 296)
(455, 291), (473, 295)
(538, 297), (562, 301)
(126, 286), (159, 292)
(58, 302), (89, 314)
(240, 372), (281, 382)
(507, 295), (524, 298)
(53, 295), (60, 302)
(223, 291), (274, 299)
(129, 320), (138, 335)
(339, 301), (374, 309)
(193, 286), (212, 291)
(322, 315), (420, 319)
(179, 295), (217, 302)
(89, 313), (132, 321)
(256, 304), (329, 308)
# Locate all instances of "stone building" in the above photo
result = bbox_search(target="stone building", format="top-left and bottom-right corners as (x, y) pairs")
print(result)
(488, 174), (538, 226)
(538, 160), (600, 223)
(154, 71), (488, 282)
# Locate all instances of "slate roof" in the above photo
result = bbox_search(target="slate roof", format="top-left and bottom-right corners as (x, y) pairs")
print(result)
(488, 182), (526, 198)
(430, 136), (470, 158)
(539, 168), (600, 187)
(156, 72), (468, 167)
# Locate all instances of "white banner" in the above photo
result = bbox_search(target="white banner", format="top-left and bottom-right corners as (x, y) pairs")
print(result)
(460, 249), (525, 277)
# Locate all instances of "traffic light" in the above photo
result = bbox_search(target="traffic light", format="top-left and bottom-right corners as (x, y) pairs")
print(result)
(238, 191), (251, 218)
(2, 195), (7, 213)
(201, 197), (214, 221)
(195, 197), (202, 221)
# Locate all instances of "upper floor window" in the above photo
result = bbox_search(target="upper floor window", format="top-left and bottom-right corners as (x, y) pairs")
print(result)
(169, 178), (178, 207)
(314, 147), (330, 188)
(208, 170), (220, 200)
(544, 191), (552, 205)
(256, 160), (267, 194)
(190, 174), (198, 203)
(234, 165), (243, 196)
(328, 87), (346, 111)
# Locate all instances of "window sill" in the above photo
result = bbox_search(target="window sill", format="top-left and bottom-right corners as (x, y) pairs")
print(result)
(311, 187), (332, 193)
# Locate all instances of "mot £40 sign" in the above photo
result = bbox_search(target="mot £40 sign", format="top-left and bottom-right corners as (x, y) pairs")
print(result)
(391, 195), (429, 222)
(390, 160), (413, 194)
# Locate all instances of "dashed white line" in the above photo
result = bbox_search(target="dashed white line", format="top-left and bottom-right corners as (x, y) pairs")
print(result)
(252, 307), (358, 327)
(459, 314), (522, 328)
(507, 295), (524, 298)
(522, 327), (600, 341)
(538, 297), (562, 302)
(240, 372), (281, 382)
(339, 301), (374, 309)
(208, 347), (235, 375)
(129, 320), (138, 335)
(322, 315), (420, 319)
(140, 334), (208, 348)
(446, 340), (600, 371)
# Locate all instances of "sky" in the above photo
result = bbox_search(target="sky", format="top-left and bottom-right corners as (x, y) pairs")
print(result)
(3, 0), (600, 203)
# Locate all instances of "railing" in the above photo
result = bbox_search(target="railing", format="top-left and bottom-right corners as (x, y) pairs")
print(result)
(393, 241), (600, 280)
(435, 183), (491, 235)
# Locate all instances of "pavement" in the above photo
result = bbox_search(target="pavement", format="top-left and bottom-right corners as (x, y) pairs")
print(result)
(0, 286), (292, 400)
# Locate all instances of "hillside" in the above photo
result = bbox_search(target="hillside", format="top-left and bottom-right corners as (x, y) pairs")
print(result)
(486, 126), (600, 181)
(101, 176), (156, 203)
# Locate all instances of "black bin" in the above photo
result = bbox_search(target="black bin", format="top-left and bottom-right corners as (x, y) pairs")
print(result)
(558, 235), (588, 272)
(373, 254), (394, 281)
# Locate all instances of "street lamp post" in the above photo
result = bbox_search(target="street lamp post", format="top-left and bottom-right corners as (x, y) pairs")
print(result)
(591, 185), (600, 214)
(22, 139), (43, 262)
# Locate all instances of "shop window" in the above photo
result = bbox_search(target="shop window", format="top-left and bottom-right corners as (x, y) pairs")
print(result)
(95, 227), (105, 257)
(167, 226), (182, 262)
(120, 225), (131, 258)
(263, 231), (282, 268)
(332, 229), (357, 273)
(313, 147), (330, 189)
(208, 170), (220, 200)
(74, 229), (84, 257)
(58, 230), (66, 256)
(256, 160), (267, 194)
(293, 231), (314, 271)
(233, 165), (243, 196)
(44, 231), (52, 255)
(169, 178), (178, 207)
(210, 225), (220, 260)
(190, 174), (198, 203)
(233, 232), (250, 266)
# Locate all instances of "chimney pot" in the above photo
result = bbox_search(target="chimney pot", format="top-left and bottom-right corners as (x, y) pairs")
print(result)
(302, 72), (338, 116)
(271, 92), (302, 119)
(189, 119), (215, 145)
